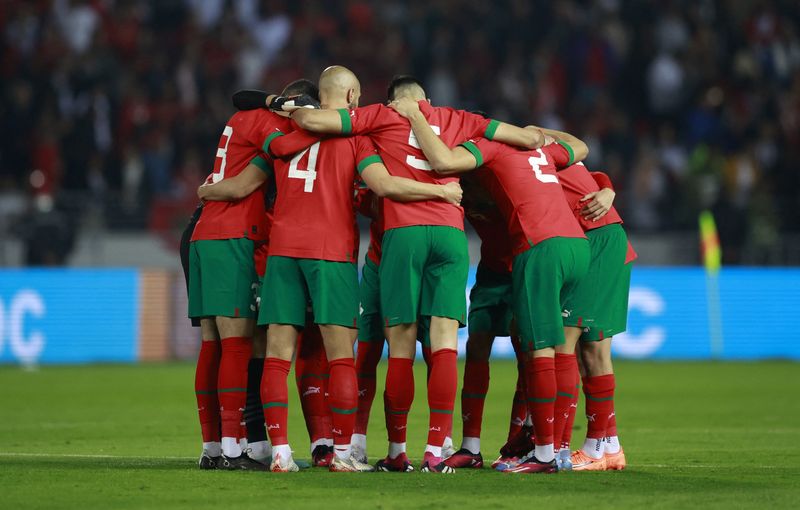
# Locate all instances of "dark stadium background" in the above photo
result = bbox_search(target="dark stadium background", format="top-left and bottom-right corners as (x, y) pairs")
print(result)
(0, 0), (799, 364)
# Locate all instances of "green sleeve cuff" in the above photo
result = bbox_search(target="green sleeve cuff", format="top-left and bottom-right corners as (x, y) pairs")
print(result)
(459, 141), (483, 168)
(557, 140), (575, 165)
(484, 119), (500, 140)
(262, 131), (284, 157)
(338, 109), (352, 134)
(357, 154), (382, 174)
(250, 156), (273, 177)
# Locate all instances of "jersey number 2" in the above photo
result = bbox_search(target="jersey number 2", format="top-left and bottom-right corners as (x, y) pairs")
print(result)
(406, 126), (441, 171)
(529, 149), (559, 184)
(288, 142), (321, 192)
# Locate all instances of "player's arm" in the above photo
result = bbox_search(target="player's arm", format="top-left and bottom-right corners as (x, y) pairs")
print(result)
(289, 108), (346, 134)
(232, 89), (270, 110)
(532, 127), (589, 164)
(359, 159), (462, 205)
(197, 158), (270, 201)
(580, 171), (616, 221)
(389, 98), (477, 174)
(490, 122), (545, 150)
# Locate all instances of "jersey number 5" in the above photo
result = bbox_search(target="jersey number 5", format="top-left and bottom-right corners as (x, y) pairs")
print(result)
(529, 149), (559, 184)
(406, 126), (441, 171)
(212, 125), (234, 183)
(288, 141), (321, 192)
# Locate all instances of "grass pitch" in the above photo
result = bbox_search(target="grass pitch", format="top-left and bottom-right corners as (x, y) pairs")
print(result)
(1, 360), (798, 509)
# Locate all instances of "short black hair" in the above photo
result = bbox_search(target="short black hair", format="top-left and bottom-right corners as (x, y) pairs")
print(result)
(387, 75), (425, 101)
(282, 79), (319, 101)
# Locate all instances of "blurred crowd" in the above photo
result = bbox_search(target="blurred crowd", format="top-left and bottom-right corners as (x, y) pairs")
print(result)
(1, 0), (799, 264)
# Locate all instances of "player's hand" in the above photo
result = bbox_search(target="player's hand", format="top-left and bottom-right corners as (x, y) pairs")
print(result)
(543, 134), (556, 145)
(442, 181), (463, 206)
(388, 97), (421, 118)
(268, 94), (320, 112)
(580, 188), (616, 221)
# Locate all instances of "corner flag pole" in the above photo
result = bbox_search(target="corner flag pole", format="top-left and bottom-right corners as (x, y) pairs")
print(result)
(699, 210), (724, 359)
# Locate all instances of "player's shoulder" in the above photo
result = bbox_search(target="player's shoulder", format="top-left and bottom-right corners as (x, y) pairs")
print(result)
(230, 109), (286, 128)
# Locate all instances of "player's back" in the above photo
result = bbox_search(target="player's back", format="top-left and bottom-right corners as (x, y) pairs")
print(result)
(463, 171), (513, 274)
(268, 135), (378, 263)
(468, 140), (585, 254)
(193, 110), (291, 241)
(557, 163), (623, 231)
(345, 102), (493, 231)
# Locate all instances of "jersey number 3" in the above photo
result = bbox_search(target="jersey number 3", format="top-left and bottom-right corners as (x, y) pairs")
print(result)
(529, 149), (559, 184)
(288, 141), (321, 192)
(212, 125), (234, 183)
(406, 126), (441, 171)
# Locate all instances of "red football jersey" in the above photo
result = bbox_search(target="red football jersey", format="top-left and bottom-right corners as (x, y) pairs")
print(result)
(462, 139), (586, 256)
(355, 187), (385, 265)
(268, 135), (381, 262)
(340, 101), (496, 231)
(464, 170), (514, 274)
(557, 162), (623, 231)
(192, 110), (291, 241)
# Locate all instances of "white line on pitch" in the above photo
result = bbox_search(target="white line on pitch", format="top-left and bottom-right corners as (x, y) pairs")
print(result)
(0, 452), (194, 460)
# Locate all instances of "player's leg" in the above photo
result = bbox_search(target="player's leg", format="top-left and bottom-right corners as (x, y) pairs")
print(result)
(352, 257), (384, 463)
(553, 326), (582, 470)
(243, 326), (271, 464)
(295, 323), (334, 466)
(301, 258), (372, 472)
(572, 224), (631, 471)
(191, 238), (263, 469)
(188, 239), (223, 469)
(259, 255), (308, 472)
(195, 319), (221, 469)
(507, 238), (589, 474)
(376, 226), (428, 472)
(419, 226), (469, 473)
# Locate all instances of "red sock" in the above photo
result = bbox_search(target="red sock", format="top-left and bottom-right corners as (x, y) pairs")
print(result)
(607, 404), (618, 437)
(384, 357), (414, 444)
(583, 374), (616, 439)
(553, 353), (578, 448)
(328, 357), (358, 452)
(195, 340), (221, 442)
(560, 371), (580, 449)
(526, 356), (556, 446)
(217, 336), (251, 440)
(261, 357), (291, 445)
(507, 336), (528, 440)
(355, 340), (384, 435)
(295, 326), (331, 444)
(427, 348), (457, 449)
(461, 360), (489, 438)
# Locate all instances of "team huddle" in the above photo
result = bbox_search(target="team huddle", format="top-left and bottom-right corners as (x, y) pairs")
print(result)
(183, 65), (633, 474)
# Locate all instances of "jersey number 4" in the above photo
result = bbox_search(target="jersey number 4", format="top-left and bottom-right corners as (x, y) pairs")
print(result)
(288, 142), (321, 192)
(406, 126), (441, 171)
(529, 149), (559, 184)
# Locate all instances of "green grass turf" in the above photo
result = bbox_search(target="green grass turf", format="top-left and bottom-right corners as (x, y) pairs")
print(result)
(1, 360), (798, 509)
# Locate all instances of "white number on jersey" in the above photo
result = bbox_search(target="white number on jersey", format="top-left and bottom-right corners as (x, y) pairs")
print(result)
(406, 125), (441, 171)
(288, 141), (321, 192)
(212, 125), (234, 183)
(529, 149), (559, 184)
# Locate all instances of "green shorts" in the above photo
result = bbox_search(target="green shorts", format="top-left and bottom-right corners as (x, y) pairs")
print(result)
(379, 225), (469, 327)
(564, 224), (632, 341)
(358, 257), (383, 342)
(512, 237), (590, 351)
(468, 263), (513, 336)
(188, 238), (260, 319)
(358, 257), (431, 348)
(259, 256), (359, 328)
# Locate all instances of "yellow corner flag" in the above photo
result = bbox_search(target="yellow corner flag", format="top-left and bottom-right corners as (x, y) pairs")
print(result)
(699, 210), (721, 273)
